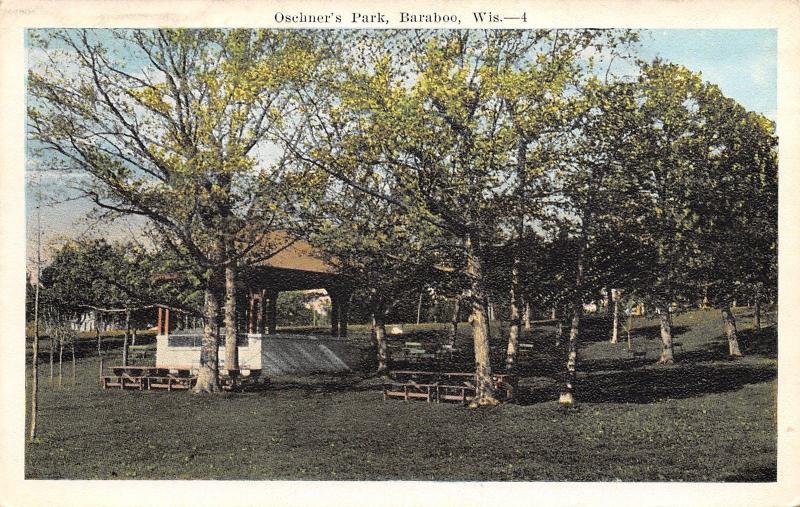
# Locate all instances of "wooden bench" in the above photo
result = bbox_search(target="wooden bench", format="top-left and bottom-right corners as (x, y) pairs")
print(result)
(383, 380), (437, 402)
(384, 371), (518, 403)
(104, 366), (153, 390)
(102, 366), (197, 391)
(672, 341), (684, 354)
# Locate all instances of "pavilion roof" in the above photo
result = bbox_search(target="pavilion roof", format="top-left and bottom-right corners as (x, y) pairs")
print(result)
(249, 231), (338, 275)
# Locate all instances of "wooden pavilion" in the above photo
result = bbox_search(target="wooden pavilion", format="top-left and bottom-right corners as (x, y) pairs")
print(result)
(154, 232), (352, 339)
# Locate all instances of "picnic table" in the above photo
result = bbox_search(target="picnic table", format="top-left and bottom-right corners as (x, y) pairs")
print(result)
(102, 365), (197, 391)
(383, 370), (517, 404)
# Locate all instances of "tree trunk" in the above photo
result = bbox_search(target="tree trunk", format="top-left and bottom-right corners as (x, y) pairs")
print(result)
(754, 285), (762, 331)
(610, 289), (620, 344)
(657, 303), (674, 364)
(559, 303), (581, 405)
(506, 256), (522, 372)
(29, 272), (41, 443)
(721, 303), (743, 357)
(555, 321), (562, 348)
(416, 291), (423, 325)
(122, 309), (131, 367)
(48, 329), (54, 384)
(465, 233), (498, 407)
(58, 334), (64, 387)
(131, 327), (137, 346)
(448, 296), (460, 347)
(523, 300), (531, 330)
(559, 241), (584, 406)
(71, 337), (76, 385)
(551, 306), (557, 320)
(95, 313), (102, 357)
(224, 264), (239, 371)
(373, 310), (389, 375)
(193, 274), (222, 394)
(626, 313), (633, 351)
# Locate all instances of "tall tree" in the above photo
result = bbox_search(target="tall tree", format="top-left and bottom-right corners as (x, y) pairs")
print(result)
(686, 82), (778, 354)
(28, 29), (316, 392)
(285, 29), (631, 406)
(624, 61), (710, 364)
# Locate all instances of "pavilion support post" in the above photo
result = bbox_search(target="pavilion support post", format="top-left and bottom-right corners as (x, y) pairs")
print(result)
(247, 291), (255, 334)
(164, 308), (170, 337)
(267, 292), (278, 335)
(157, 307), (164, 335)
(258, 290), (267, 334)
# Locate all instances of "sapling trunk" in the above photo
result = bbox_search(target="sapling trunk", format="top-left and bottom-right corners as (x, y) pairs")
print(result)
(29, 270), (41, 443)
(48, 330), (54, 384)
(58, 332), (64, 388)
(71, 337), (76, 385)
(122, 309), (131, 367)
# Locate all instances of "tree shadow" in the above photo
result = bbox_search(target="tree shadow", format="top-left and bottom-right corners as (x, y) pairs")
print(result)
(628, 324), (690, 342)
(675, 346), (729, 363)
(575, 362), (776, 404)
(255, 372), (381, 396)
(738, 326), (777, 359)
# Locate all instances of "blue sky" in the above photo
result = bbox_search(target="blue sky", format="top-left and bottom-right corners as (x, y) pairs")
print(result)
(25, 29), (778, 263)
(639, 29), (777, 120)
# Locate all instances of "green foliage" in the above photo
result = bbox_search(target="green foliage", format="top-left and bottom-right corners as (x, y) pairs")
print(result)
(37, 238), (202, 325)
(28, 29), (324, 282)
(28, 28), (778, 338)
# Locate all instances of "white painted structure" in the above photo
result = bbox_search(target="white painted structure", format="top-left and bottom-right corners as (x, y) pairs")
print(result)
(155, 331), (350, 375)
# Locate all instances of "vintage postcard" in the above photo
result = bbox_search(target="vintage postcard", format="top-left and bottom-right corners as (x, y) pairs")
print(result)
(1, 0), (799, 506)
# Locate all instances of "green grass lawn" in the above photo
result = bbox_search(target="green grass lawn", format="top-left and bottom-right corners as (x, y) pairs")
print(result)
(24, 306), (777, 481)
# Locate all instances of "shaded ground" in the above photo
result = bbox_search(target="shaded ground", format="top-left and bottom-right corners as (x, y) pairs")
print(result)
(25, 307), (776, 481)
